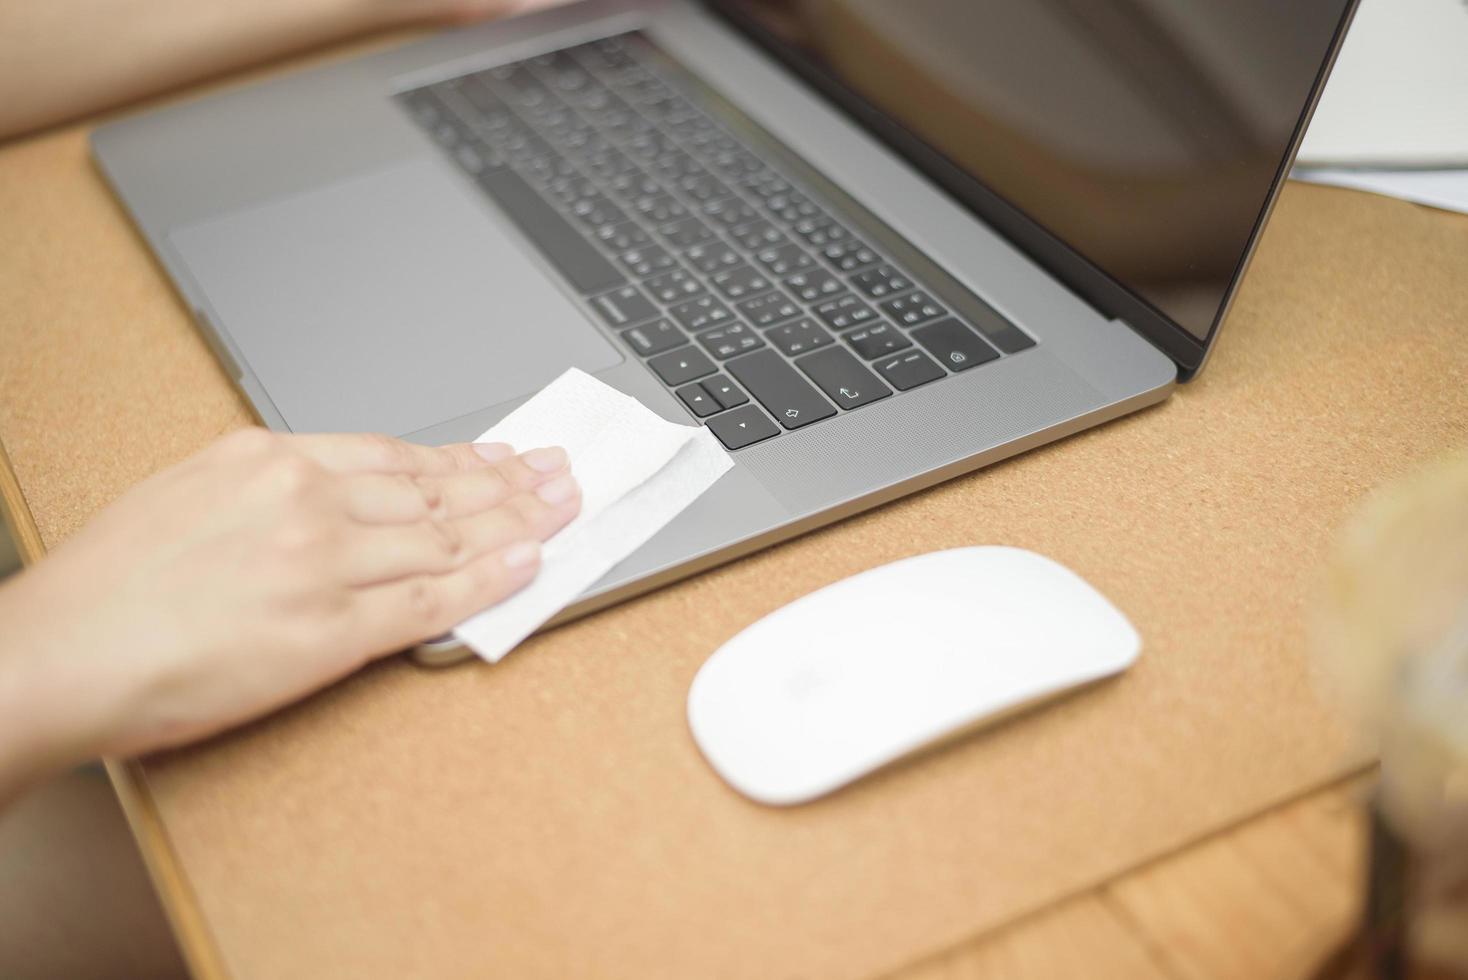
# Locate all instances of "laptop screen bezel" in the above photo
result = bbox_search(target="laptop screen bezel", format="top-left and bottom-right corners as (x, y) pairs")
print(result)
(700, 0), (1361, 379)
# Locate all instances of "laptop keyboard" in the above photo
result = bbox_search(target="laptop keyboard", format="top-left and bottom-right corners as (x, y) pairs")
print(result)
(399, 33), (1034, 451)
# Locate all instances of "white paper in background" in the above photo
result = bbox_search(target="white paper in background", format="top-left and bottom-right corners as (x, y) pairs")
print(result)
(1298, 0), (1468, 168)
(1293, 167), (1468, 218)
(453, 368), (733, 663)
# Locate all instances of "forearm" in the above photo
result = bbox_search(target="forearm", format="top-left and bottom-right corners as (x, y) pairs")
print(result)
(0, 568), (117, 805)
(0, 0), (430, 141)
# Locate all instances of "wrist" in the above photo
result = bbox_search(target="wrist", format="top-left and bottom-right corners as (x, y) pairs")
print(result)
(0, 566), (121, 801)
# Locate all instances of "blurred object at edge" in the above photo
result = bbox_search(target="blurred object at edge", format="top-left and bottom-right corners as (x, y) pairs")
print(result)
(1310, 449), (1468, 979)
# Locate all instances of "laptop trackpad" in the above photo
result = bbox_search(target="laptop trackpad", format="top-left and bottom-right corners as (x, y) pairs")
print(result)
(170, 159), (621, 435)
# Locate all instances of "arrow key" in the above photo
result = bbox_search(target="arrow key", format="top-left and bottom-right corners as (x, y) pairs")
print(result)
(707, 405), (780, 450)
(648, 346), (716, 386)
(676, 382), (720, 418)
(795, 346), (891, 410)
(703, 374), (749, 410)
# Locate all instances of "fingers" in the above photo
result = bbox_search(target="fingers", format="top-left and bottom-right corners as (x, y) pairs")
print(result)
(340, 445), (573, 523)
(345, 541), (544, 657)
(287, 432), (510, 476)
(338, 472), (581, 586)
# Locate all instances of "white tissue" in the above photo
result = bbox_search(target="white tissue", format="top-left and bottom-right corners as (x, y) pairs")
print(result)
(453, 368), (733, 662)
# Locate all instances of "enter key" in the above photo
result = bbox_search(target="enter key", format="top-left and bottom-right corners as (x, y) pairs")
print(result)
(795, 346), (892, 410)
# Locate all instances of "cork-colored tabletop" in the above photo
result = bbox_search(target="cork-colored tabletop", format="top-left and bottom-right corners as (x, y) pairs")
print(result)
(1, 63), (1465, 978)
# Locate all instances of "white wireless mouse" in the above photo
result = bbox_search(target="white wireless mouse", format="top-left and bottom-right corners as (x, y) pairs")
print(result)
(687, 547), (1140, 806)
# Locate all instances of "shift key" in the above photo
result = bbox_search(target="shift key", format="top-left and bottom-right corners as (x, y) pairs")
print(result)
(726, 349), (835, 430)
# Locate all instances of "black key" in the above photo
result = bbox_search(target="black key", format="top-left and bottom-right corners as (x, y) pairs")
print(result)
(486, 66), (551, 109)
(625, 131), (675, 161)
(488, 129), (547, 165)
(616, 245), (676, 278)
(911, 318), (1000, 371)
(726, 349), (835, 430)
(452, 143), (490, 175)
(784, 268), (844, 303)
(703, 374), (749, 410)
(875, 349), (946, 391)
(819, 240), (881, 273)
(677, 172), (731, 203)
(881, 291), (947, 327)
(667, 294), (734, 333)
(850, 264), (914, 299)
(590, 284), (659, 327)
(605, 172), (664, 201)
(731, 221), (788, 252)
(659, 216), (719, 249)
(582, 148), (639, 181)
(543, 175), (602, 205)
(579, 39), (635, 72)
(754, 243), (815, 278)
(648, 346), (717, 386)
(643, 268), (704, 303)
(709, 149), (764, 180)
(619, 318), (685, 357)
(457, 78), (507, 118)
(631, 194), (688, 225)
(766, 192), (822, 225)
(845, 321), (912, 359)
(593, 221), (650, 252)
(767, 318), (835, 357)
(741, 173), (794, 203)
(570, 196), (627, 229)
(813, 293), (880, 332)
(965, 300), (1038, 355)
(676, 382), (720, 418)
(702, 197), (760, 229)
(532, 106), (580, 132)
(707, 405), (779, 450)
(710, 264), (772, 301)
(795, 346), (892, 410)
(792, 216), (851, 248)
(400, 91), (445, 129)
(684, 242), (743, 275)
(650, 151), (708, 182)
(429, 114), (467, 150)
(518, 152), (574, 184)
(736, 290), (801, 328)
(532, 52), (594, 94)
(696, 322), (765, 360)
(688, 131), (738, 161)
(663, 107), (711, 133)
(477, 167), (625, 294)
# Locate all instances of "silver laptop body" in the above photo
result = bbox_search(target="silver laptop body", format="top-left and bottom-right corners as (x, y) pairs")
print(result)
(91, 0), (1357, 661)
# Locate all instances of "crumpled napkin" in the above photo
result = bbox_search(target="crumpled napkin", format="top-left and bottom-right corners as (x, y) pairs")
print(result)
(454, 368), (733, 662)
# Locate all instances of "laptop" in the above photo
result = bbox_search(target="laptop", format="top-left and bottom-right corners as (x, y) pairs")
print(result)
(92, 0), (1358, 662)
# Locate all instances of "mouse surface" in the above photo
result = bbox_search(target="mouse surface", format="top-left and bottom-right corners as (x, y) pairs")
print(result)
(687, 547), (1140, 806)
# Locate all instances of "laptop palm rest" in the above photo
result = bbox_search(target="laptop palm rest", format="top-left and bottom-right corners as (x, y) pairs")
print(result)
(170, 158), (621, 436)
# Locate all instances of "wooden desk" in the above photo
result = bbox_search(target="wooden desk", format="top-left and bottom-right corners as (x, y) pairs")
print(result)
(1, 49), (1465, 978)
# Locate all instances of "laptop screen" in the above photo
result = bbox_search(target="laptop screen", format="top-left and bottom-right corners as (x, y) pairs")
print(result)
(709, 0), (1354, 353)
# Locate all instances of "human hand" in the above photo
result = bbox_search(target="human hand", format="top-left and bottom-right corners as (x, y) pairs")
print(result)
(0, 429), (579, 788)
(0, 0), (577, 142)
(385, 0), (576, 27)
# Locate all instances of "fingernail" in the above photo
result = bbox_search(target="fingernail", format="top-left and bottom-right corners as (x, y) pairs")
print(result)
(536, 473), (579, 505)
(522, 446), (568, 473)
(502, 540), (541, 569)
(473, 442), (513, 462)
